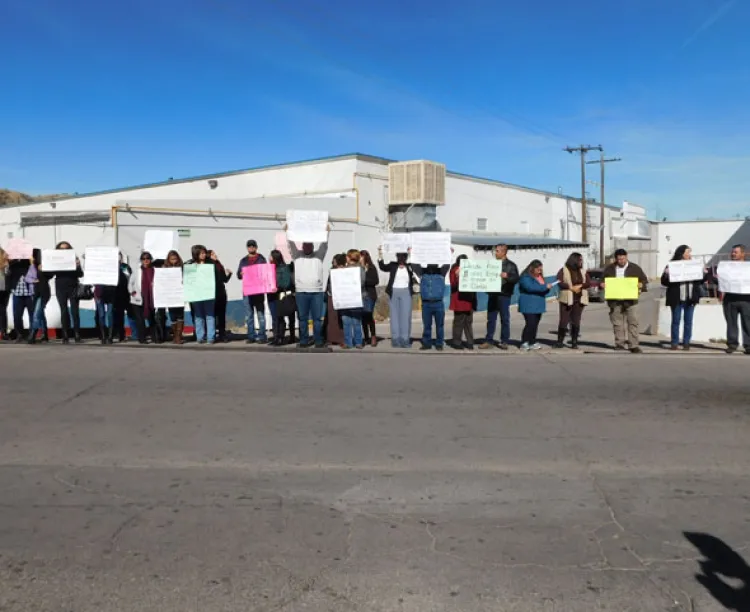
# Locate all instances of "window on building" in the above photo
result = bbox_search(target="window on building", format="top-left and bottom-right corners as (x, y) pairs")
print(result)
(476, 218), (488, 231)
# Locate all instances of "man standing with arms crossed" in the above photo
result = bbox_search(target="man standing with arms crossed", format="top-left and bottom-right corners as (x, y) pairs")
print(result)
(480, 244), (519, 350)
(603, 248), (649, 353)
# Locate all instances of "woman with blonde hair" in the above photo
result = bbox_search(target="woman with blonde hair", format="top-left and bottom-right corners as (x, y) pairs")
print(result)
(0, 247), (9, 340)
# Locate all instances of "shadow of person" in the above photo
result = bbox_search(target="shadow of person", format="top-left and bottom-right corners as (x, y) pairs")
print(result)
(684, 531), (750, 610)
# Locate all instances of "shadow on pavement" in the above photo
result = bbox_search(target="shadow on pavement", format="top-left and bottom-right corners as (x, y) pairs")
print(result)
(684, 531), (750, 610)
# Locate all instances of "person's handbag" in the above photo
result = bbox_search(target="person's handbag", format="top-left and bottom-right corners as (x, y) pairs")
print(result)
(75, 282), (94, 301)
(277, 291), (297, 317)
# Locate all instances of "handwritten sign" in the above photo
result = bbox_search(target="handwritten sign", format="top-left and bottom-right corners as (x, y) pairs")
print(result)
(410, 232), (451, 265)
(143, 230), (178, 260)
(154, 268), (185, 308)
(83, 246), (119, 286)
(183, 263), (216, 302)
(330, 267), (363, 310)
(286, 210), (328, 243)
(4, 238), (33, 260)
(42, 249), (76, 272)
(459, 260), (503, 292)
(604, 277), (639, 300)
(382, 233), (411, 255)
(717, 261), (750, 295)
(668, 260), (704, 283)
(242, 263), (277, 296)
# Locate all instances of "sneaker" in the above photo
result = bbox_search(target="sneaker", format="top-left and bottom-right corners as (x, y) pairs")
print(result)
(614, 345), (627, 351)
(450, 343), (464, 350)
(683, 344), (691, 351)
(245, 338), (256, 345)
(341, 345), (352, 350)
(726, 346), (737, 354)
(198, 340), (207, 345)
(630, 347), (643, 354)
(478, 342), (493, 350)
(314, 342), (326, 349)
(355, 344), (364, 350)
(435, 345), (444, 351)
(207, 340), (216, 345)
(520, 342), (531, 351)
(498, 343), (509, 350)
(669, 345), (679, 351)
(530, 343), (542, 350)
(419, 344), (432, 351)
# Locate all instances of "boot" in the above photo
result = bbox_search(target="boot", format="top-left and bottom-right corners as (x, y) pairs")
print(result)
(171, 323), (178, 344)
(100, 324), (107, 345)
(61, 327), (70, 344)
(174, 321), (184, 345)
(553, 327), (566, 349)
(571, 325), (580, 349)
(106, 326), (114, 345)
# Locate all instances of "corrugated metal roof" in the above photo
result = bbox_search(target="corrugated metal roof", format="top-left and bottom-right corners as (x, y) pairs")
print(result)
(452, 234), (588, 248)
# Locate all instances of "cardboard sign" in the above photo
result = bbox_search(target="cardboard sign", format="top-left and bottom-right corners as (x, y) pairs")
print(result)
(242, 263), (277, 296)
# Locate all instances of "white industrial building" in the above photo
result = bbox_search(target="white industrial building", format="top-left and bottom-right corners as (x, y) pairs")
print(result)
(0, 153), (651, 328)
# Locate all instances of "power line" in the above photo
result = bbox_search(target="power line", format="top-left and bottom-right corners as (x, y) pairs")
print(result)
(564, 145), (602, 244)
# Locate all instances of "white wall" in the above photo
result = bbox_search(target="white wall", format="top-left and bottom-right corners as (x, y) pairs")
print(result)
(654, 220), (750, 272)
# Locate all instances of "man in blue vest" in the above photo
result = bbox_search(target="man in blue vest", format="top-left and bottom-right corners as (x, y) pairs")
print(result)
(413, 262), (450, 350)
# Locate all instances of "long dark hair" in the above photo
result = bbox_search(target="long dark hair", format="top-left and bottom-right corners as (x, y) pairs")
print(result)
(191, 244), (207, 263)
(453, 254), (467, 269)
(565, 252), (583, 271)
(672, 245), (690, 261)
(524, 259), (543, 276)
(270, 249), (285, 266)
(32, 248), (42, 267)
(361, 249), (374, 269)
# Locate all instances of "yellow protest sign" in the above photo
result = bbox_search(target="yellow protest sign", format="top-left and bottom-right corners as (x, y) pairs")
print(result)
(604, 277), (639, 300)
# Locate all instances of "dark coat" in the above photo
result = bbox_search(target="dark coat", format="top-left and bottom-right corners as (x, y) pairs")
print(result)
(378, 260), (416, 298)
(660, 266), (705, 307)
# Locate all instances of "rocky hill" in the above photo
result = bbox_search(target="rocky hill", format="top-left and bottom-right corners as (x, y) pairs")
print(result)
(0, 189), (67, 206)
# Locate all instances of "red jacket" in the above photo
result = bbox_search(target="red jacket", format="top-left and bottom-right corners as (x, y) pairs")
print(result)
(449, 265), (476, 312)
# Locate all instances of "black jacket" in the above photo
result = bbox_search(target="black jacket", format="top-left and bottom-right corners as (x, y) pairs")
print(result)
(53, 266), (84, 299)
(378, 260), (416, 297)
(661, 267), (706, 307)
(485, 258), (520, 309)
(364, 265), (379, 302)
(214, 260), (231, 300)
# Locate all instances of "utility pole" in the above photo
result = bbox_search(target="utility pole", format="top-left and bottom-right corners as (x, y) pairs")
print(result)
(587, 154), (621, 267)
(564, 145), (602, 244)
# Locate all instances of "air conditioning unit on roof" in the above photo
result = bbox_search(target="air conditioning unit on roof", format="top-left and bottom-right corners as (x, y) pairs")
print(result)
(388, 160), (446, 206)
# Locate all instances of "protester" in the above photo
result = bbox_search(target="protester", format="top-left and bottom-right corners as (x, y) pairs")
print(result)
(189, 245), (216, 345)
(268, 250), (294, 346)
(449, 254), (476, 350)
(235, 240), (266, 344)
(720, 244), (750, 354)
(113, 253), (134, 342)
(0, 247), (8, 341)
(129, 251), (162, 344)
(337, 250), (366, 349)
(555, 252), (590, 349)
(517, 260), (552, 351)
(378, 248), (415, 348)
(209, 250), (232, 343)
(51, 241), (84, 344)
(94, 278), (116, 345)
(360, 249), (379, 347)
(325, 254), (346, 348)
(480, 244), (519, 350)
(413, 261), (449, 351)
(163, 250), (185, 345)
(27, 249), (50, 344)
(661, 244), (705, 351)
(287, 225), (330, 349)
(602, 248), (649, 353)
(8, 257), (33, 343)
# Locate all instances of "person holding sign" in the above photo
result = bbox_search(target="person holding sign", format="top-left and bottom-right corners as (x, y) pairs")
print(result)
(518, 260), (553, 350)
(378, 248), (416, 348)
(360, 250), (380, 347)
(268, 250), (295, 346)
(8, 256), (34, 342)
(186, 245), (217, 344)
(236, 240), (267, 344)
(480, 244), (519, 351)
(209, 250), (232, 343)
(413, 261), (450, 351)
(339, 250), (367, 349)
(718, 244), (750, 354)
(27, 249), (50, 344)
(50, 242), (84, 344)
(163, 250), (186, 345)
(660, 245), (707, 350)
(554, 252), (591, 349)
(602, 249), (649, 353)
(449, 255), (477, 350)
(129, 251), (162, 344)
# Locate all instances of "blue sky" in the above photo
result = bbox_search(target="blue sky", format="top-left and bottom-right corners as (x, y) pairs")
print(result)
(1, 0), (748, 220)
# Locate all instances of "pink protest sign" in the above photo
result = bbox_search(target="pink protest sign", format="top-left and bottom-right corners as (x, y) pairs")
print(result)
(242, 263), (277, 296)
(274, 232), (293, 264)
(5, 238), (33, 260)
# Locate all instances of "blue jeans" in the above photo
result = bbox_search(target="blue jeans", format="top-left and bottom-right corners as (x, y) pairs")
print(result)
(421, 300), (445, 347)
(671, 302), (695, 346)
(30, 297), (48, 337)
(193, 300), (216, 343)
(341, 311), (364, 347)
(296, 292), (326, 345)
(244, 295), (267, 341)
(96, 300), (114, 329)
(486, 295), (511, 344)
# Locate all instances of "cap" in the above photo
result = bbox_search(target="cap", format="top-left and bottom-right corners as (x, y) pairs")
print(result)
(246, 239), (258, 248)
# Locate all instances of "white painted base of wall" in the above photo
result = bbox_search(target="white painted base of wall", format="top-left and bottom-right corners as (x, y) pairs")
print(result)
(657, 301), (742, 344)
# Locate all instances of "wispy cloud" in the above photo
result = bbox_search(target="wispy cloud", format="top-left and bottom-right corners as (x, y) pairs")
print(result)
(682, 0), (736, 48)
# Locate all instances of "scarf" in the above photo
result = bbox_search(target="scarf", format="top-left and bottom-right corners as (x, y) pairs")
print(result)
(141, 266), (155, 317)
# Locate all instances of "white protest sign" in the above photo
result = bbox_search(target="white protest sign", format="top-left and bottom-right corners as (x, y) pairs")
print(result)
(330, 267), (363, 310)
(153, 268), (185, 308)
(286, 210), (328, 243)
(382, 233), (411, 255)
(717, 261), (750, 295)
(4, 238), (33, 260)
(42, 249), (76, 272)
(83, 246), (119, 286)
(143, 230), (178, 260)
(668, 260), (704, 283)
(410, 232), (452, 265)
(459, 260), (503, 292)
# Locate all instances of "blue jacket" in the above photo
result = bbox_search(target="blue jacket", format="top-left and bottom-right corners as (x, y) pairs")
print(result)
(518, 273), (550, 314)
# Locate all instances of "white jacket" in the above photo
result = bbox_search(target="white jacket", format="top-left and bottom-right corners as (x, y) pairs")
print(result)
(128, 267), (144, 306)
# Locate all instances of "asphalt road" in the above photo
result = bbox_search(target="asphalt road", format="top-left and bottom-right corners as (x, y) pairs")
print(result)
(1, 346), (749, 611)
